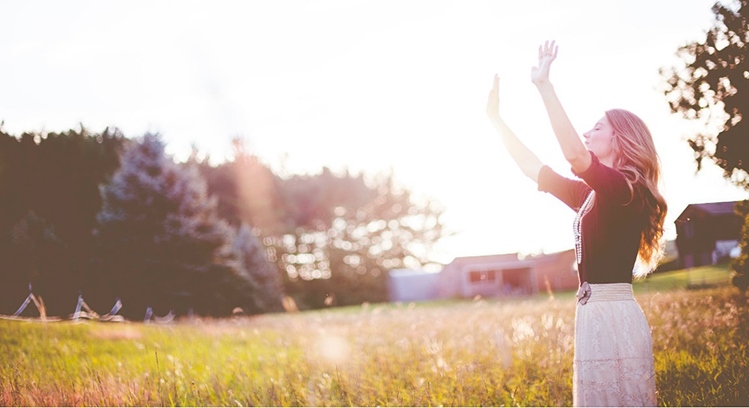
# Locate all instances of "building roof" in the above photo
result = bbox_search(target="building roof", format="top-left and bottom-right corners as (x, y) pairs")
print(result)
(445, 249), (574, 269)
(449, 253), (518, 266)
(388, 269), (440, 277)
(676, 201), (740, 222)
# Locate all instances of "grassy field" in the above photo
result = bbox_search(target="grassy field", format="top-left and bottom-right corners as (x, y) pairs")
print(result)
(1, 266), (747, 406)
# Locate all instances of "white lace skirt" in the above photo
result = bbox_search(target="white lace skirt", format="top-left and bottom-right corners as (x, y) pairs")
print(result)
(573, 283), (656, 407)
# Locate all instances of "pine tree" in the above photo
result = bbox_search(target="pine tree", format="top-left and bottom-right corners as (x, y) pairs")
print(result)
(232, 223), (285, 313)
(9, 211), (66, 314)
(0, 127), (126, 315)
(95, 134), (241, 318)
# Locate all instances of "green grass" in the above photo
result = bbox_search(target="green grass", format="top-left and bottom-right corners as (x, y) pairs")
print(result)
(634, 263), (733, 294)
(1, 266), (747, 406)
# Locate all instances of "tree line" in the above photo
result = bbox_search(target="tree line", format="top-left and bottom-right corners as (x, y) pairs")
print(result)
(11, 0), (745, 321)
(0, 128), (446, 319)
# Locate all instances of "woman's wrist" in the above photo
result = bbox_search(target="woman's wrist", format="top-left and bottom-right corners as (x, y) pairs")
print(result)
(534, 81), (554, 92)
(533, 80), (554, 91)
(489, 115), (506, 128)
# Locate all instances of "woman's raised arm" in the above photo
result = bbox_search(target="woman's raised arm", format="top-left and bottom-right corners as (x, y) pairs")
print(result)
(486, 74), (544, 182)
(531, 41), (591, 173)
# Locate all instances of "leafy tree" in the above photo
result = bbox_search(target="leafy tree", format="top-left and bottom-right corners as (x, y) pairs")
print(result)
(95, 134), (246, 318)
(661, 0), (749, 289)
(661, 0), (749, 187)
(198, 139), (448, 309)
(269, 170), (446, 308)
(732, 200), (749, 290)
(196, 139), (286, 232)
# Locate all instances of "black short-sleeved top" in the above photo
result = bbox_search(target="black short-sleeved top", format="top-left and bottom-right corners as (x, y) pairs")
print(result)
(538, 151), (646, 285)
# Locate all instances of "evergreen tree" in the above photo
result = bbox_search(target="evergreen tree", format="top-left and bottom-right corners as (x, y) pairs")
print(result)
(6, 211), (66, 315)
(231, 223), (285, 313)
(95, 134), (243, 318)
(0, 127), (126, 315)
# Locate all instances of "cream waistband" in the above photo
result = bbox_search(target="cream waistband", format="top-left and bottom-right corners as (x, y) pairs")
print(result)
(585, 283), (634, 302)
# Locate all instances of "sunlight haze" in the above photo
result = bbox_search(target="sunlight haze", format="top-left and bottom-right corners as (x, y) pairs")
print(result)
(1, 0), (746, 264)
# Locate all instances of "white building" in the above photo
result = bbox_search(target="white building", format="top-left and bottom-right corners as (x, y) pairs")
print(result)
(387, 269), (441, 302)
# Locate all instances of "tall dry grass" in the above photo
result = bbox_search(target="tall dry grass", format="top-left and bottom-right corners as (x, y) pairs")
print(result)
(1, 286), (747, 406)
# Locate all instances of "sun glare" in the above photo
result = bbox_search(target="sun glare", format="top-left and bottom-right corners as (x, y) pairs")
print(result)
(315, 334), (351, 366)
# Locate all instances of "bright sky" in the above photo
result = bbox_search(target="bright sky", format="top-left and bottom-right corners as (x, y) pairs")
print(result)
(1, 0), (747, 264)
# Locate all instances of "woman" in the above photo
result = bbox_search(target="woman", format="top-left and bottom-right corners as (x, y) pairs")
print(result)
(486, 41), (666, 406)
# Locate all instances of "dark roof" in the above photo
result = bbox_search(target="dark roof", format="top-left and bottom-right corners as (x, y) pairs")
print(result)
(676, 201), (739, 221)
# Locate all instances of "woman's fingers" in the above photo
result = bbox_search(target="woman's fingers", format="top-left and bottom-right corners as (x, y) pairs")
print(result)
(531, 41), (558, 85)
(539, 40), (558, 60)
(488, 74), (499, 99)
(547, 40), (557, 59)
(487, 75), (498, 104)
(486, 74), (500, 117)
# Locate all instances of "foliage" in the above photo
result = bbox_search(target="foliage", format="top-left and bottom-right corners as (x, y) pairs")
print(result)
(660, 0), (749, 188)
(661, 0), (749, 292)
(0, 127), (127, 315)
(7, 211), (65, 315)
(94, 134), (246, 318)
(270, 169), (446, 309)
(0, 281), (746, 406)
(732, 200), (749, 290)
(1, 125), (445, 315)
(195, 140), (286, 232)
(199, 139), (448, 310)
(231, 223), (286, 314)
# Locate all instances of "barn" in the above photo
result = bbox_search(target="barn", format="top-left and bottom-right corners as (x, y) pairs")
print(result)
(436, 249), (579, 299)
(675, 201), (742, 268)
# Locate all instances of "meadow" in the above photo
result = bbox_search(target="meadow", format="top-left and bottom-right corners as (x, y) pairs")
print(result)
(1, 265), (747, 407)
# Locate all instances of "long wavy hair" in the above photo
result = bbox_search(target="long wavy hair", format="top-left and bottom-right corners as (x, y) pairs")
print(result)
(605, 109), (668, 277)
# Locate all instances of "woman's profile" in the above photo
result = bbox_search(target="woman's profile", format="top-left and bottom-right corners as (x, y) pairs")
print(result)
(486, 41), (666, 406)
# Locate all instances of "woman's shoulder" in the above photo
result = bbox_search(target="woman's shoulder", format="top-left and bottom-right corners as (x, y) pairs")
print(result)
(574, 153), (633, 205)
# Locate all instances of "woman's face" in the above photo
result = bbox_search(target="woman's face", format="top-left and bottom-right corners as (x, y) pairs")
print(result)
(583, 116), (616, 165)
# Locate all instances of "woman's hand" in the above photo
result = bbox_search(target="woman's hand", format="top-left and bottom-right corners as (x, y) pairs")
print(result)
(486, 74), (501, 122)
(484, 73), (544, 182)
(531, 40), (558, 87)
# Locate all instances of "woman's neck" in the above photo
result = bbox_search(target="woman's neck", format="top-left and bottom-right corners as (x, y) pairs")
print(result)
(600, 154), (616, 168)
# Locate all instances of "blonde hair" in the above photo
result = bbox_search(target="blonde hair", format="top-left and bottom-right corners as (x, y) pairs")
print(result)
(605, 109), (668, 277)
